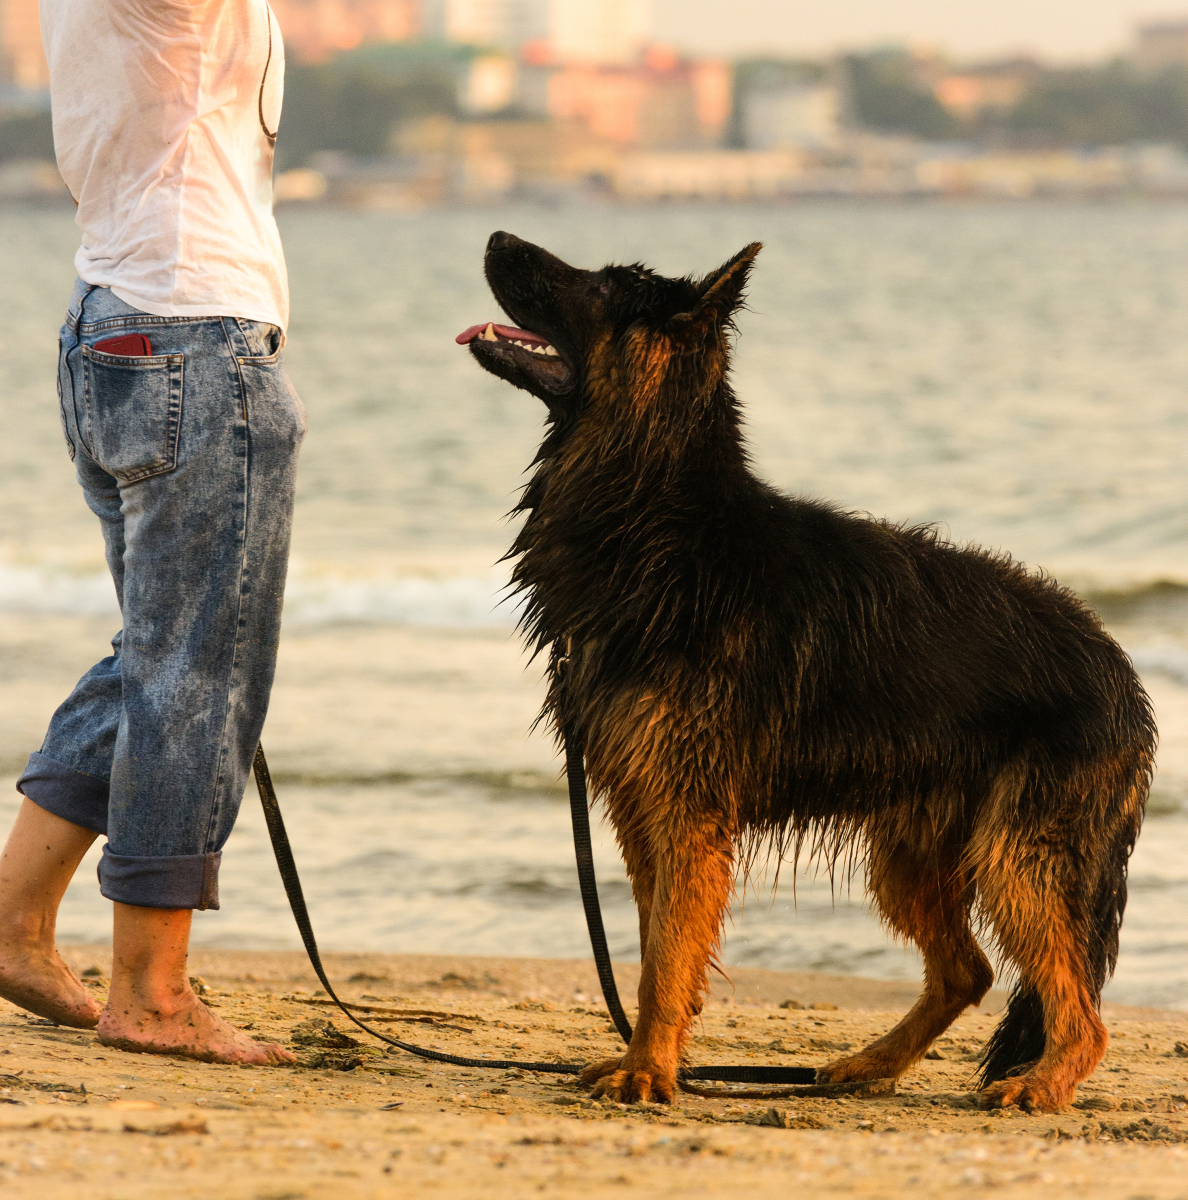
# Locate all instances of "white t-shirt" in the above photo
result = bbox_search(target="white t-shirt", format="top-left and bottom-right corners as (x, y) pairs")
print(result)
(41, 0), (289, 330)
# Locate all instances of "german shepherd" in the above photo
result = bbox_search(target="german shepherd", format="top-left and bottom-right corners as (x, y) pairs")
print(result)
(457, 231), (1155, 1112)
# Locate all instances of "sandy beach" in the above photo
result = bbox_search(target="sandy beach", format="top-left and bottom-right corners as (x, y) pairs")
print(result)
(0, 947), (1184, 1198)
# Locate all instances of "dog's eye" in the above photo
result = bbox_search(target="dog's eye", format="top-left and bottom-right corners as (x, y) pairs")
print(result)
(598, 281), (612, 298)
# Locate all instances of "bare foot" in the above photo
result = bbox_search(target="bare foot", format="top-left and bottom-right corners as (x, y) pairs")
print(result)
(98, 986), (296, 1065)
(0, 943), (102, 1029)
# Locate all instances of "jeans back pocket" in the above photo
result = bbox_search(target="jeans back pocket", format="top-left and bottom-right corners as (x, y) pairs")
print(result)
(82, 345), (184, 483)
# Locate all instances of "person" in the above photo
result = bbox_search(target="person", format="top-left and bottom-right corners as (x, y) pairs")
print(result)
(0, 0), (304, 1064)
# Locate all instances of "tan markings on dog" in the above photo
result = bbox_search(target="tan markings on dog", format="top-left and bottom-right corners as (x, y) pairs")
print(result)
(976, 908), (1108, 1112)
(622, 328), (676, 415)
(580, 329), (623, 413)
(962, 755), (1135, 1109)
(820, 817), (992, 1084)
(579, 682), (745, 1103)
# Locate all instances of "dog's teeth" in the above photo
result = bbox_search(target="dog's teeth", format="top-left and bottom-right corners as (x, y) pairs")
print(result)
(482, 323), (498, 342)
(543, 345), (558, 356)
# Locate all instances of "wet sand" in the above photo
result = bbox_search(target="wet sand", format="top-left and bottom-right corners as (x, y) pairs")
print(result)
(0, 948), (1185, 1198)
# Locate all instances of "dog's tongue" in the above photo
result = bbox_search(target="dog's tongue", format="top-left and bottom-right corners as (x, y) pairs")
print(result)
(456, 321), (549, 347)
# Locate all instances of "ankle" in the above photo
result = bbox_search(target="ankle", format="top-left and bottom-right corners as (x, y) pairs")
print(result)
(105, 976), (196, 1018)
(0, 912), (57, 952)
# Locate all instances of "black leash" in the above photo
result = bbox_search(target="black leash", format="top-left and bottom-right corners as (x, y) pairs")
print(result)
(253, 646), (832, 1089)
(254, 744), (581, 1075)
(560, 705), (634, 1046)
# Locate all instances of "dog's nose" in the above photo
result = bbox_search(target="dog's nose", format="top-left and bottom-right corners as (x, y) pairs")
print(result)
(487, 230), (518, 253)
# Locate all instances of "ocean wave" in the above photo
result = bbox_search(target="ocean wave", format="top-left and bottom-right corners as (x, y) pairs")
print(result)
(1128, 645), (1188, 689)
(0, 562), (121, 618)
(283, 571), (519, 627)
(0, 561), (520, 628)
(1082, 579), (1188, 622)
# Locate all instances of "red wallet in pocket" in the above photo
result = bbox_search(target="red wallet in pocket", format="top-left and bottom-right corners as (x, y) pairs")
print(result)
(93, 333), (153, 356)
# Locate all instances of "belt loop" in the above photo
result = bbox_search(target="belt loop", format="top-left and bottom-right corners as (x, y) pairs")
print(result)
(78, 282), (101, 318)
(70, 282), (102, 331)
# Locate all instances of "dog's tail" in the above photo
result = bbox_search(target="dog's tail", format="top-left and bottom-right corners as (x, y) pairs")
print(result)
(974, 745), (1150, 1089)
(976, 983), (1046, 1086)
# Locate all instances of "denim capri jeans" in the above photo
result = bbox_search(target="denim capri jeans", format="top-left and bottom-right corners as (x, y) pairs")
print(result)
(16, 280), (306, 910)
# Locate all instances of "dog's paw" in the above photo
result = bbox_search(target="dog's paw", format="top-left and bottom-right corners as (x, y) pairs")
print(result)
(975, 1076), (1071, 1114)
(579, 1057), (624, 1088)
(591, 1069), (673, 1104)
(816, 1051), (896, 1084)
(579, 1058), (673, 1104)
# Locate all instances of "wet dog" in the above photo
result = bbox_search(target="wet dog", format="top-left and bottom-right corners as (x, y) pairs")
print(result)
(458, 231), (1155, 1112)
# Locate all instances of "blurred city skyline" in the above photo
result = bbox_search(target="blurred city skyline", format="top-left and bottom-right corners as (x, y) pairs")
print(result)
(652, 1), (1184, 63)
(6, 0), (1188, 204)
(3, 0), (1185, 88)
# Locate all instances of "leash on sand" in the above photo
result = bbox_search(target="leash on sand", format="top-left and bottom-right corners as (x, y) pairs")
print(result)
(252, 648), (893, 1101)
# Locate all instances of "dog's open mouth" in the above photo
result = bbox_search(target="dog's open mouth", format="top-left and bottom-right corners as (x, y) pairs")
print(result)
(456, 322), (559, 357)
(457, 322), (571, 393)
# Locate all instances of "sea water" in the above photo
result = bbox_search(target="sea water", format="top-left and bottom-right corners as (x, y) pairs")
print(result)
(1, 201), (1186, 1008)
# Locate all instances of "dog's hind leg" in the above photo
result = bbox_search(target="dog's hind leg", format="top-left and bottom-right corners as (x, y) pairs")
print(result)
(818, 830), (993, 1085)
(970, 758), (1144, 1113)
(580, 809), (734, 1104)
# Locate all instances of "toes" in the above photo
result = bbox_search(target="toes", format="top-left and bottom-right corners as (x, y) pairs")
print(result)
(579, 1058), (623, 1089)
(976, 1078), (1067, 1113)
(975, 1084), (1012, 1110)
(590, 1070), (643, 1102)
(587, 1069), (670, 1105)
(588, 1070), (624, 1100)
(816, 1054), (889, 1084)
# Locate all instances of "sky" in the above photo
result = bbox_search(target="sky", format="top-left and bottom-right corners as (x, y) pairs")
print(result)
(651, 0), (1184, 63)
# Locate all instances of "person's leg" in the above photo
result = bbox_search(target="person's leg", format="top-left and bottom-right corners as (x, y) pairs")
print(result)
(0, 800), (102, 1027)
(6, 289), (302, 1062)
(84, 311), (302, 909)
(61, 304), (303, 1061)
(0, 285), (118, 1025)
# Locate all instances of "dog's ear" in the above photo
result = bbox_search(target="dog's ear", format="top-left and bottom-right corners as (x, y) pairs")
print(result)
(692, 242), (761, 326)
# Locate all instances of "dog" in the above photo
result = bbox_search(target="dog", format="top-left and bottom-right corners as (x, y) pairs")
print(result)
(457, 231), (1155, 1113)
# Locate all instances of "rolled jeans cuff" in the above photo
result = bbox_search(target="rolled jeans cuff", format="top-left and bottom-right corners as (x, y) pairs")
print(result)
(98, 844), (222, 910)
(17, 751), (109, 835)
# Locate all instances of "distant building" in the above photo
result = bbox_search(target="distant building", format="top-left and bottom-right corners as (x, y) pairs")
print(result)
(423, 0), (547, 50)
(742, 82), (840, 149)
(548, 48), (730, 149)
(614, 149), (803, 200)
(916, 147), (1129, 198)
(932, 59), (1040, 120)
(459, 53), (518, 112)
(1134, 20), (1188, 72)
(269, 0), (419, 64)
(0, 0), (48, 92)
(548, 0), (648, 65)
(444, 0), (513, 44)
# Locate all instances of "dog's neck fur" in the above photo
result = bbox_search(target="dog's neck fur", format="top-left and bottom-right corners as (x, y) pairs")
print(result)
(509, 341), (760, 665)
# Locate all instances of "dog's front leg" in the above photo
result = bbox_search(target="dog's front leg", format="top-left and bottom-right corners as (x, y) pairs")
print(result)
(581, 815), (734, 1104)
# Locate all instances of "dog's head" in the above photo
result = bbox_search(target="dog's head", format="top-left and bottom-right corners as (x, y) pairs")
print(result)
(457, 232), (761, 420)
